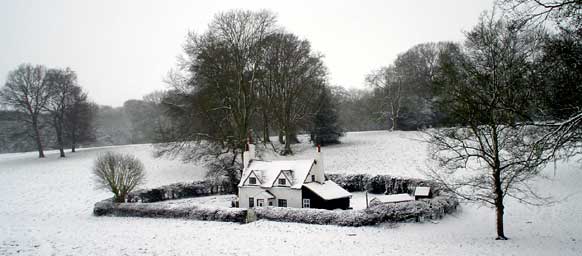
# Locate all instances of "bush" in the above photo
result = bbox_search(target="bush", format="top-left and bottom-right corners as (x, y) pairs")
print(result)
(366, 175), (387, 194)
(93, 152), (146, 203)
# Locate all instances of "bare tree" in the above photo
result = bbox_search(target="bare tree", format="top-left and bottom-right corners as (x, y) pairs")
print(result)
(427, 14), (550, 240)
(501, 0), (582, 160)
(64, 88), (96, 152)
(366, 66), (404, 131)
(198, 9), (278, 156)
(45, 68), (78, 157)
(260, 32), (327, 154)
(93, 152), (146, 203)
(500, 0), (581, 30)
(0, 64), (51, 158)
(157, 10), (278, 185)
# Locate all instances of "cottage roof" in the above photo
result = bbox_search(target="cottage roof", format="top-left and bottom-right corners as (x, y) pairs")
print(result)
(414, 187), (431, 197)
(303, 181), (352, 200)
(252, 190), (275, 199)
(371, 193), (415, 203)
(238, 159), (315, 189)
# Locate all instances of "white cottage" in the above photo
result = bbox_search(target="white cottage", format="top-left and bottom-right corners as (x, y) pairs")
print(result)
(238, 143), (351, 210)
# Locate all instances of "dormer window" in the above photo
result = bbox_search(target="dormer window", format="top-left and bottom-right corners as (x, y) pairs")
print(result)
(249, 177), (257, 185)
(278, 178), (286, 185)
(311, 175), (315, 182)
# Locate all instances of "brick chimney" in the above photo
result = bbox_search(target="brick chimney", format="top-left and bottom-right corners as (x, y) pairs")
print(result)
(314, 144), (325, 183)
(243, 135), (255, 169)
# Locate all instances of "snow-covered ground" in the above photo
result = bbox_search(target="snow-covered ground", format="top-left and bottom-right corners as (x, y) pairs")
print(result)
(1, 131), (581, 255)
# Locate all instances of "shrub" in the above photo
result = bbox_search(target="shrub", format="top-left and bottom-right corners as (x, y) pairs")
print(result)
(366, 175), (387, 194)
(327, 173), (370, 192)
(93, 152), (146, 203)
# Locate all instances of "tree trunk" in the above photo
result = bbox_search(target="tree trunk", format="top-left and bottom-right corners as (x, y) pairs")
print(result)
(495, 201), (507, 240)
(283, 127), (292, 155)
(57, 129), (65, 157)
(262, 112), (270, 144)
(278, 131), (284, 144)
(71, 126), (77, 152)
(32, 118), (45, 158)
(494, 168), (508, 240)
(54, 118), (66, 158)
(114, 193), (125, 203)
(289, 131), (299, 144)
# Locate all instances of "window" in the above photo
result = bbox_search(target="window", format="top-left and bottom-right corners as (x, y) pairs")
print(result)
(278, 199), (287, 207)
(249, 197), (254, 208)
(268, 200), (273, 206)
(278, 178), (286, 185)
(249, 177), (257, 185)
(257, 199), (264, 207)
(311, 175), (315, 182)
(303, 199), (310, 208)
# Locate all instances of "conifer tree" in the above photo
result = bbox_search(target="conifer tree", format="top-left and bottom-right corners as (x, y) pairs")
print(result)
(310, 88), (343, 146)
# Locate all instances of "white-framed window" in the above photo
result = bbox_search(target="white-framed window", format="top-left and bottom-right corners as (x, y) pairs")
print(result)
(257, 199), (264, 207)
(249, 177), (257, 185)
(311, 175), (315, 182)
(303, 199), (310, 208)
(249, 197), (254, 208)
(278, 178), (286, 185)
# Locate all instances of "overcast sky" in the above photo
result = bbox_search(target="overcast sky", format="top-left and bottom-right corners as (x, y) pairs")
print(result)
(1, 0), (495, 107)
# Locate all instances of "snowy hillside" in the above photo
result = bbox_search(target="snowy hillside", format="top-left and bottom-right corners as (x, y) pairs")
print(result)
(1, 131), (581, 255)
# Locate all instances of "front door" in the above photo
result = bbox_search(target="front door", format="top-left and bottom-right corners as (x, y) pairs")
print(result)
(257, 199), (264, 207)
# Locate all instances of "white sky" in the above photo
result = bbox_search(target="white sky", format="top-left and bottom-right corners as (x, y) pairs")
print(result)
(0, 0), (495, 107)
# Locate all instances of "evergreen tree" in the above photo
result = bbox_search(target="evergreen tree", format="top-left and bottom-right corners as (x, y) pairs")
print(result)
(310, 88), (343, 146)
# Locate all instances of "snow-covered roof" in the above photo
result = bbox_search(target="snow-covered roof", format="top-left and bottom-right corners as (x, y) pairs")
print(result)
(303, 181), (352, 200)
(414, 187), (431, 197)
(371, 194), (415, 203)
(252, 190), (275, 199)
(238, 159), (315, 189)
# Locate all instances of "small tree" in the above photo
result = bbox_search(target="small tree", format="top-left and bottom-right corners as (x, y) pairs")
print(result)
(310, 87), (343, 146)
(93, 152), (146, 203)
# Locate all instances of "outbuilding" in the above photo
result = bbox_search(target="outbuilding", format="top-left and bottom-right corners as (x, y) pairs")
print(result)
(414, 186), (432, 200)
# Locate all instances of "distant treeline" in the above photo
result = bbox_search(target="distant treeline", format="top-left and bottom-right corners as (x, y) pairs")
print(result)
(2, 6), (579, 157)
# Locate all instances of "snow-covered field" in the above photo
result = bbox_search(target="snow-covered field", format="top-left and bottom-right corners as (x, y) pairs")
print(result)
(1, 131), (581, 255)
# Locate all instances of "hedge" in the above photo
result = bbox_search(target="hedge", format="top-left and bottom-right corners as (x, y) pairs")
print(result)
(126, 180), (234, 203)
(253, 193), (458, 226)
(326, 173), (443, 195)
(93, 174), (459, 226)
(94, 199), (247, 223)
